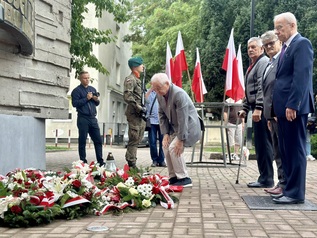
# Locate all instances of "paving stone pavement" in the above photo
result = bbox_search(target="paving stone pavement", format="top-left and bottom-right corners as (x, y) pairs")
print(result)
(1, 144), (317, 238)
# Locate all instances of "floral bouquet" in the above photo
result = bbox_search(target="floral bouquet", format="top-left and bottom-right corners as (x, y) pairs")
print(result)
(0, 161), (180, 228)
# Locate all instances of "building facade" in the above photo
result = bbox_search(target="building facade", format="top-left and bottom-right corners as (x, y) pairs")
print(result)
(45, 4), (132, 147)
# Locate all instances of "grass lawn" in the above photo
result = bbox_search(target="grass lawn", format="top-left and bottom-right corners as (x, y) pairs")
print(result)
(46, 145), (72, 152)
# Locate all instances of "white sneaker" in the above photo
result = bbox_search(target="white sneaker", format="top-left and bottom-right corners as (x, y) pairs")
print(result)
(306, 155), (316, 161)
(233, 154), (240, 161)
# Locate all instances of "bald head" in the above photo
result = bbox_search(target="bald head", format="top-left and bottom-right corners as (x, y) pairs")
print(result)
(151, 73), (170, 96)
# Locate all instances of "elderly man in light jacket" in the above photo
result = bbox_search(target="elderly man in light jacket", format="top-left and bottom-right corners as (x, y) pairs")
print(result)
(151, 73), (201, 187)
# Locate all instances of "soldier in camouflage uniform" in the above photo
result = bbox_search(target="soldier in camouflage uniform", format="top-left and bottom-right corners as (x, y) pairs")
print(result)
(123, 57), (146, 168)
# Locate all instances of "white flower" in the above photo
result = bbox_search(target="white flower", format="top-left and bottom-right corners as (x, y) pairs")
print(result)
(21, 193), (29, 199)
(145, 184), (152, 191)
(116, 182), (127, 189)
(82, 178), (93, 189)
(0, 196), (22, 218)
(72, 160), (91, 173)
(42, 177), (67, 201)
(14, 171), (24, 181)
(117, 169), (124, 176)
(125, 177), (135, 187)
(129, 187), (139, 196)
(66, 191), (78, 198)
(105, 171), (113, 178)
(68, 173), (77, 179)
(7, 182), (15, 190)
(142, 199), (151, 208)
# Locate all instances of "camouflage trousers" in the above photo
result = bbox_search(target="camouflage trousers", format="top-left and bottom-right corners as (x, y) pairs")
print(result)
(125, 116), (146, 167)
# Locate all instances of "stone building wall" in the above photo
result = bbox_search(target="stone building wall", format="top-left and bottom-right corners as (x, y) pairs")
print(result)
(0, 0), (70, 119)
(0, 0), (71, 175)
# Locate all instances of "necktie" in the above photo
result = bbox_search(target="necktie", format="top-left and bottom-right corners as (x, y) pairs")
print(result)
(278, 44), (287, 65)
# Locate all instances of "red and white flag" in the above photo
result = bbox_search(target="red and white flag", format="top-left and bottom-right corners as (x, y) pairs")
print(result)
(237, 44), (245, 93)
(222, 28), (244, 102)
(192, 48), (207, 102)
(165, 42), (173, 82)
(173, 31), (188, 88)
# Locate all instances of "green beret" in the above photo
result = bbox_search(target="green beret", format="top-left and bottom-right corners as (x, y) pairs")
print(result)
(128, 57), (143, 68)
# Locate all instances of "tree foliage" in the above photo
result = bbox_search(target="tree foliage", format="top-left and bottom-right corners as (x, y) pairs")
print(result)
(70, 0), (131, 78)
(126, 0), (317, 102)
(124, 0), (202, 89)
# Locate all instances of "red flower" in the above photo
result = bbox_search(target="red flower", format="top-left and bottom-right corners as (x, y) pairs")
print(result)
(72, 180), (82, 188)
(24, 181), (32, 189)
(45, 191), (54, 198)
(139, 177), (149, 185)
(34, 192), (45, 201)
(83, 191), (93, 200)
(111, 194), (121, 203)
(16, 179), (23, 184)
(122, 164), (130, 180)
(10, 205), (22, 214)
(30, 196), (41, 205)
(152, 186), (161, 195)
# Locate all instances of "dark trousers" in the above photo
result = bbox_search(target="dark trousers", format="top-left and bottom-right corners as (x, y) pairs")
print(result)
(253, 114), (274, 185)
(277, 115), (307, 200)
(149, 124), (164, 164)
(269, 119), (286, 187)
(77, 116), (103, 164)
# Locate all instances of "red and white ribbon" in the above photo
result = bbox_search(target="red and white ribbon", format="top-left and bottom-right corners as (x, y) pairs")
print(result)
(62, 196), (90, 208)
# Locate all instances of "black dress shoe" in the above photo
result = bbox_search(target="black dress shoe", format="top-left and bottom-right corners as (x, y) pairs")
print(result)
(272, 196), (304, 204)
(247, 181), (272, 188)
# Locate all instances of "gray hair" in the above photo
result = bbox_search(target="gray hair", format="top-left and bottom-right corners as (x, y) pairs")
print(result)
(151, 73), (170, 85)
(248, 37), (263, 47)
(261, 30), (278, 42)
(274, 12), (297, 25)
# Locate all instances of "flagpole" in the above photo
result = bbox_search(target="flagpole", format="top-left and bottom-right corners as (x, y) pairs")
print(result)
(186, 69), (195, 101)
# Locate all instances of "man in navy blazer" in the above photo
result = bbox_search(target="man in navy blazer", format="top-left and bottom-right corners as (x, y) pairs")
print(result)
(151, 73), (201, 187)
(272, 12), (314, 204)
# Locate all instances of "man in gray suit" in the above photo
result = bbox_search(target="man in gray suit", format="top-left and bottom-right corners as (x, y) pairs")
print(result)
(151, 73), (201, 187)
(238, 37), (274, 188)
(260, 30), (286, 196)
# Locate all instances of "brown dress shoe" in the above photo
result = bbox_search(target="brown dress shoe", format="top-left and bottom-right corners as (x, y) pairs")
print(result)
(265, 186), (283, 195)
(264, 186), (277, 193)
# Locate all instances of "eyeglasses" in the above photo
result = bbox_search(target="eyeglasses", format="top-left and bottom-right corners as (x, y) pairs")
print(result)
(274, 23), (291, 31)
(263, 39), (278, 48)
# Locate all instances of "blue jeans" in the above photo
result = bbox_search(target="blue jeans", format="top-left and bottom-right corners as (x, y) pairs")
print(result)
(149, 124), (164, 164)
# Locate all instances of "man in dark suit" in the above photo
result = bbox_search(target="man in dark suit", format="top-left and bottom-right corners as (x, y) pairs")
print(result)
(238, 37), (274, 188)
(272, 12), (314, 204)
(151, 73), (201, 187)
(260, 30), (286, 196)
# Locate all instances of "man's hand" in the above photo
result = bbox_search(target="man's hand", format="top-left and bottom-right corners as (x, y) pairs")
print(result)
(286, 108), (297, 121)
(173, 137), (184, 157)
(252, 109), (262, 122)
(87, 92), (93, 100)
(162, 134), (170, 149)
(237, 110), (246, 118)
(137, 105), (146, 114)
